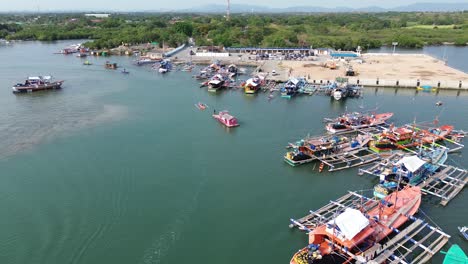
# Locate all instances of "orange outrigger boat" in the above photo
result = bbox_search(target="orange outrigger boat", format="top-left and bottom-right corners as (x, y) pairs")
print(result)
(290, 186), (421, 264)
(369, 125), (454, 153)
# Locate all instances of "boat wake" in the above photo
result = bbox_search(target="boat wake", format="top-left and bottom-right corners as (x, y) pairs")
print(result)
(140, 178), (206, 264)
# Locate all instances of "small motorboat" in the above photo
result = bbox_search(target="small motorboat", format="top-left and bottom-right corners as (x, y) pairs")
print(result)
(121, 69), (130, 74)
(83, 60), (92, 65)
(105, 61), (118, 69)
(436, 101), (443, 106)
(459, 226), (468, 240)
(195, 102), (207, 110)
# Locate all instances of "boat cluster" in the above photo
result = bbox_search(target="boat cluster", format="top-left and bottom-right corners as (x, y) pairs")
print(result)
(285, 110), (467, 264)
(191, 62), (362, 100)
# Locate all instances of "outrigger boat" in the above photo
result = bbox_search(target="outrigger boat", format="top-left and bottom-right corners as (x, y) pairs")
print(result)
(372, 147), (448, 199)
(290, 186), (422, 264)
(284, 133), (371, 166)
(325, 112), (393, 134)
(369, 125), (454, 153)
(243, 76), (263, 94)
(331, 84), (361, 101)
(281, 77), (307, 99)
(12, 76), (64, 93)
(157, 59), (171, 73)
(227, 64), (238, 78)
(212, 111), (239, 127)
(207, 74), (226, 92)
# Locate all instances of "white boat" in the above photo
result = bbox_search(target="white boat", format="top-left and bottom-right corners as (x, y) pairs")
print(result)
(333, 90), (343, 100)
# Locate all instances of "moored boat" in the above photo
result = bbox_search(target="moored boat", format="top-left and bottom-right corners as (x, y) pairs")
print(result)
(12, 76), (64, 93)
(325, 112), (393, 134)
(368, 125), (422, 153)
(281, 77), (306, 99)
(212, 111), (239, 127)
(284, 133), (371, 166)
(331, 84), (362, 101)
(157, 59), (171, 73)
(207, 74), (226, 92)
(227, 64), (238, 78)
(243, 76), (263, 94)
(372, 147), (448, 199)
(290, 186), (422, 264)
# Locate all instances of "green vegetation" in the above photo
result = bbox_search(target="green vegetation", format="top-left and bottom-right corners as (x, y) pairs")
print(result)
(1, 12), (467, 49)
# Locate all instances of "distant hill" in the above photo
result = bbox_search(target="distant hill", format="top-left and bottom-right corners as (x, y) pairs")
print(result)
(178, 2), (468, 13)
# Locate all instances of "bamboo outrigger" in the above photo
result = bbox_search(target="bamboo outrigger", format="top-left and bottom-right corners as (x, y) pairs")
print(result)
(359, 155), (467, 206)
(290, 190), (450, 264)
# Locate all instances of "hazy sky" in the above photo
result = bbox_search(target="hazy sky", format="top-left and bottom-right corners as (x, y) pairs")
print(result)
(0, 0), (457, 11)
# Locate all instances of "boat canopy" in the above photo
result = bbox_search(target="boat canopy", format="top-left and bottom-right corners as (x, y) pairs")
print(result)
(334, 208), (370, 240)
(209, 79), (222, 85)
(245, 78), (259, 86)
(396, 156), (426, 172)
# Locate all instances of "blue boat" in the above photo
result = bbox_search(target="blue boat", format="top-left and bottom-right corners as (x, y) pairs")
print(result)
(373, 147), (448, 199)
(281, 77), (307, 99)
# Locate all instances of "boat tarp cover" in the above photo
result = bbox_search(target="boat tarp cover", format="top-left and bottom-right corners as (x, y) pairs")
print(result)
(335, 208), (370, 240)
(396, 156), (426, 173)
(443, 244), (468, 264)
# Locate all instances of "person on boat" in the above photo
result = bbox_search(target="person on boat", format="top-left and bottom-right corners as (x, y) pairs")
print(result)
(213, 109), (216, 114)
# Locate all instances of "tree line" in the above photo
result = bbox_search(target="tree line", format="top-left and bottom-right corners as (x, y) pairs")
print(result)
(1, 12), (467, 49)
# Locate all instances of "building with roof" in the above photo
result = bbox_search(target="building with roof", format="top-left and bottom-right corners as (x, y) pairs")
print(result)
(85, 14), (110, 18)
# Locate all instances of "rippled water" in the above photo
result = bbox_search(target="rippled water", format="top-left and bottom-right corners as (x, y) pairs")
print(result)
(0, 41), (467, 264)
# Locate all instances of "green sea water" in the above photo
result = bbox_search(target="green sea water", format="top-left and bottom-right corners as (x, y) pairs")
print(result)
(0, 41), (467, 264)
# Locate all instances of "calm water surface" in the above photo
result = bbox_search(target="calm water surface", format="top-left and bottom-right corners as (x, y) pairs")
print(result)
(0, 42), (467, 264)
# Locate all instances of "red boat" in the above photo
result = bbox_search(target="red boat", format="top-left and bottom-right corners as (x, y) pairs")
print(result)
(212, 111), (239, 127)
(291, 186), (421, 264)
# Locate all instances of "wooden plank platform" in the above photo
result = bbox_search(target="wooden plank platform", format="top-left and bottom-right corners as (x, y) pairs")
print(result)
(289, 191), (379, 231)
(315, 148), (382, 172)
(359, 155), (467, 206)
(417, 165), (467, 206)
(365, 217), (450, 264)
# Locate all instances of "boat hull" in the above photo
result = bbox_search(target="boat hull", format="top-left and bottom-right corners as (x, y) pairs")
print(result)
(12, 81), (64, 93)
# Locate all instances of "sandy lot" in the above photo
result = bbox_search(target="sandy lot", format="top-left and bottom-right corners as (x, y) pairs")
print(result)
(281, 54), (468, 82)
